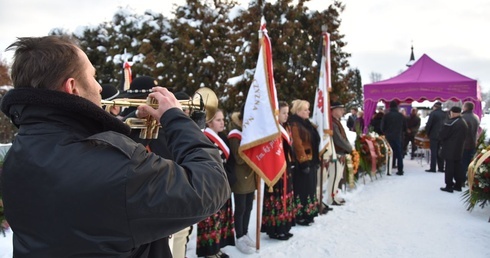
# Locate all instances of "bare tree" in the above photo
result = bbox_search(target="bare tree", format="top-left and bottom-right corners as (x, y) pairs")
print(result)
(369, 72), (382, 83)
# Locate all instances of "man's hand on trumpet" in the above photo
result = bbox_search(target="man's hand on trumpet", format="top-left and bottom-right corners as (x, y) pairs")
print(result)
(137, 87), (183, 121)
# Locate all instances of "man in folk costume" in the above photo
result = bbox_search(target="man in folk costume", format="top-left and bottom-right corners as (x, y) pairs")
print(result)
(327, 101), (353, 206)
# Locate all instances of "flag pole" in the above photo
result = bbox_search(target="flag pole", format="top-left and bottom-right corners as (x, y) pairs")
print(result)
(254, 24), (264, 252)
(324, 26), (337, 208)
(318, 24), (328, 215)
(319, 152), (325, 214)
(255, 176), (261, 251)
(240, 13), (285, 252)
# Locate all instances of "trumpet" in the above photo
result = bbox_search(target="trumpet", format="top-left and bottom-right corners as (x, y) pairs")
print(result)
(101, 87), (218, 139)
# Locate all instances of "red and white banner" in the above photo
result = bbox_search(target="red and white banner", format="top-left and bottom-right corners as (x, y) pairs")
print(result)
(239, 20), (286, 188)
(312, 32), (334, 157)
(122, 49), (133, 91)
(123, 61), (132, 91)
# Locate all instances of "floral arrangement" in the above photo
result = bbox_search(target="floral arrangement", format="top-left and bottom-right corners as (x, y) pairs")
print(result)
(355, 134), (384, 178)
(463, 130), (490, 221)
(355, 134), (373, 174)
(351, 149), (360, 174)
(374, 137), (387, 169)
(475, 129), (488, 154)
(345, 150), (360, 189)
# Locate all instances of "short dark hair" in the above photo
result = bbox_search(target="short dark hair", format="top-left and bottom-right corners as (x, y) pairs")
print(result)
(389, 100), (398, 108)
(7, 35), (83, 91)
(279, 101), (289, 109)
(463, 102), (474, 111)
(450, 106), (462, 113)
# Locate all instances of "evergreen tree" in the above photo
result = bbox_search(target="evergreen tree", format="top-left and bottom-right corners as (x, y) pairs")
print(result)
(346, 68), (363, 110)
(72, 8), (171, 88)
(0, 59), (17, 143)
(0, 59), (11, 86)
(163, 0), (241, 115)
(68, 1), (354, 114)
(228, 0), (353, 107)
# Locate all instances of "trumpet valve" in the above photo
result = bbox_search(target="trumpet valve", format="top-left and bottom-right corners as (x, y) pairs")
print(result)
(140, 117), (160, 139)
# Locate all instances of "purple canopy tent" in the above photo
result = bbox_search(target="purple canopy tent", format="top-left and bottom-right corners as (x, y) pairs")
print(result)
(363, 54), (482, 132)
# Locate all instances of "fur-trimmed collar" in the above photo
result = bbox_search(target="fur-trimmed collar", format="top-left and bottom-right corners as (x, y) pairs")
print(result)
(1, 88), (130, 136)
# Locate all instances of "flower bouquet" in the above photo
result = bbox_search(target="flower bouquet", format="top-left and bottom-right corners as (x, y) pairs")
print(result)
(376, 136), (392, 175)
(463, 130), (490, 222)
(346, 150), (360, 189)
(374, 137), (387, 171)
(355, 134), (378, 180)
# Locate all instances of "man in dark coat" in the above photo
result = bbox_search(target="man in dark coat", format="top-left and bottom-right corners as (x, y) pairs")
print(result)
(405, 108), (421, 159)
(347, 107), (358, 132)
(1, 35), (230, 257)
(461, 102), (480, 182)
(381, 100), (407, 175)
(439, 106), (468, 193)
(370, 107), (384, 135)
(424, 102), (447, 172)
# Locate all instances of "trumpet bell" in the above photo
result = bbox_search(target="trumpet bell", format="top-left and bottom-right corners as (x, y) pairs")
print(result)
(101, 87), (219, 137)
(192, 87), (218, 123)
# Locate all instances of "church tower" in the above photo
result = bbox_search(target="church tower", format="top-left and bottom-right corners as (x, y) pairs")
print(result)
(406, 43), (415, 67)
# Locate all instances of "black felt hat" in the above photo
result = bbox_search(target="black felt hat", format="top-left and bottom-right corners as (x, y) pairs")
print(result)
(433, 102), (442, 108)
(118, 76), (157, 99)
(174, 91), (190, 100)
(450, 106), (462, 113)
(101, 84), (120, 101)
(331, 101), (344, 109)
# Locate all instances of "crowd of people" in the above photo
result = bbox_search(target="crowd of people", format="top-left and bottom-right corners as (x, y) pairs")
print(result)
(0, 35), (355, 258)
(363, 100), (480, 193)
(0, 35), (482, 258)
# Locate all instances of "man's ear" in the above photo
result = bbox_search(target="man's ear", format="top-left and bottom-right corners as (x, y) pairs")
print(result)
(61, 78), (79, 95)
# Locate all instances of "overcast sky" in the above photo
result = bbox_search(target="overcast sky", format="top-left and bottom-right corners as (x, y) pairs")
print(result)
(1, 0), (489, 92)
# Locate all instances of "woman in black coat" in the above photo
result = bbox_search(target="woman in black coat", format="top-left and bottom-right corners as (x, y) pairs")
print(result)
(289, 99), (321, 226)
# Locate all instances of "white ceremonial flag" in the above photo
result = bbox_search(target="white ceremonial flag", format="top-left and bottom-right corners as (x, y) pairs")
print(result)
(312, 32), (334, 157)
(239, 19), (286, 188)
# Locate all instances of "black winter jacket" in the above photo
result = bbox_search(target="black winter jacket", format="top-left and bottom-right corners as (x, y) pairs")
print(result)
(439, 116), (468, 160)
(0, 88), (230, 257)
(425, 108), (447, 140)
(380, 108), (407, 141)
(461, 111), (480, 150)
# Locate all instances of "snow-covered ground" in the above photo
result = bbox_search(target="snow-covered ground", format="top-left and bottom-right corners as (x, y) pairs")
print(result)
(4, 157), (489, 258)
(2, 116), (490, 258)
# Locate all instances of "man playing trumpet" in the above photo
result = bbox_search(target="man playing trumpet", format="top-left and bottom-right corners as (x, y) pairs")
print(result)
(1, 35), (230, 258)
(114, 76), (196, 258)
